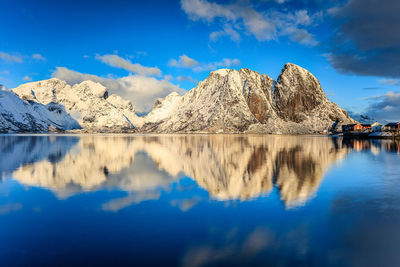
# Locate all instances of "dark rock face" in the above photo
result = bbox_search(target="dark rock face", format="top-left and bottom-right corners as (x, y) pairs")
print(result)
(273, 63), (327, 123)
(241, 68), (275, 122)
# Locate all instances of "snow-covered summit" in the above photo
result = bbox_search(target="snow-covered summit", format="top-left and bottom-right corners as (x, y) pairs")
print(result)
(210, 68), (230, 76)
(141, 64), (354, 133)
(12, 78), (143, 131)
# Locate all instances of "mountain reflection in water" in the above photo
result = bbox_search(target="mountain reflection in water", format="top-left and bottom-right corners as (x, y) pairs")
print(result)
(1, 135), (398, 209)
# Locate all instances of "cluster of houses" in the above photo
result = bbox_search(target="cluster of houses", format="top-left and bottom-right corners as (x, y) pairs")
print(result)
(341, 122), (400, 133)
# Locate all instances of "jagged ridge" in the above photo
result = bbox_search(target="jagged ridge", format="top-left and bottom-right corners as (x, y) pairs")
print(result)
(142, 63), (354, 134)
(0, 63), (355, 133)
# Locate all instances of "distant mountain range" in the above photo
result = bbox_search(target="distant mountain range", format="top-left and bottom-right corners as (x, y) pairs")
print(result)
(0, 63), (355, 134)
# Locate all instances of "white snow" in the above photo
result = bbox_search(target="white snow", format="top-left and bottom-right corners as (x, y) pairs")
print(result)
(12, 78), (143, 131)
(0, 88), (79, 132)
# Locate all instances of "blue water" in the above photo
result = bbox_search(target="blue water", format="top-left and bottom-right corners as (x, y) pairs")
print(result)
(0, 135), (399, 266)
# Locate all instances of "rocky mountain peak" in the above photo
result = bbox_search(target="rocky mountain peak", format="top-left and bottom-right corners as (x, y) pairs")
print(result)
(12, 78), (142, 132)
(273, 63), (328, 123)
(142, 64), (354, 134)
(210, 68), (230, 76)
(74, 80), (109, 100)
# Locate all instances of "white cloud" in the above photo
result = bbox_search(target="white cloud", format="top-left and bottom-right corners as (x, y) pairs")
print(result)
(180, 0), (320, 46)
(379, 78), (400, 86)
(23, 76), (32, 81)
(181, 0), (236, 22)
(96, 54), (161, 76)
(210, 24), (241, 42)
(168, 54), (199, 68)
(193, 58), (241, 72)
(32, 54), (46, 61)
(0, 52), (23, 63)
(169, 54), (241, 72)
(178, 75), (197, 83)
(52, 67), (185, 113)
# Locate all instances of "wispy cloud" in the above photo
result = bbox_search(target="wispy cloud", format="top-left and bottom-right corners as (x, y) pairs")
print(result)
(0, 52), (23, 63)
(210, 24), (241, 42)
(23, 76), (32, 81)
(193, 58), (241, 72)
(379, 78), (400, 86)
(169, 54), (240, 71)
(178, 75), (197, 83)
(96, 54), (161, 76)
(32, 53), (46, 61)
(52, 67), (185, 113)
(181, 0), (321, 46)
(362, 87), (382, 90)
(168, 54), (199, 68)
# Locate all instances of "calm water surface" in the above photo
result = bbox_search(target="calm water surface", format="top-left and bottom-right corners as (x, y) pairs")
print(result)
(0, 135), (399, 266)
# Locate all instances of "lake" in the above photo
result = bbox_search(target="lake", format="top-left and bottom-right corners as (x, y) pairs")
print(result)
(0, 135), (399, 266)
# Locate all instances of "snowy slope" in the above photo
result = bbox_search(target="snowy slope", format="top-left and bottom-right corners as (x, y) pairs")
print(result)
(0, 88), (80, 133)
(13, 79), (144, 132)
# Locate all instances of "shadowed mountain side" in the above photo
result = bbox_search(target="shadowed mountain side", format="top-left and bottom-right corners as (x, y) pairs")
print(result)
(7, 135), (349, 207)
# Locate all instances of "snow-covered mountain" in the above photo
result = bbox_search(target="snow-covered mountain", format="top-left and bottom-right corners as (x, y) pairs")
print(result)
(1, 64), (355, 134)
(142, 63), (354, 134)
(0, 88), (79, 133)
(12, 78), (144, 132)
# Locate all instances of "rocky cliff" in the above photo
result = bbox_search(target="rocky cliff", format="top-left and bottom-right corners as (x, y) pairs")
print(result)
(142, 63), (354, 134)
(143, 68), (265, 133)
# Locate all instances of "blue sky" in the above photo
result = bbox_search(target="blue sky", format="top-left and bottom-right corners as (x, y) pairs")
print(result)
(1, 0), (400, 119)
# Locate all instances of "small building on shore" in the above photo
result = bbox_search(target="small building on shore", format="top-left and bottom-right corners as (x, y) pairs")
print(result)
(371, 122), (383, 132)
(353, 123), (371, 131)
(384, 122), (400, 131)
(342, 123), (372, 132)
